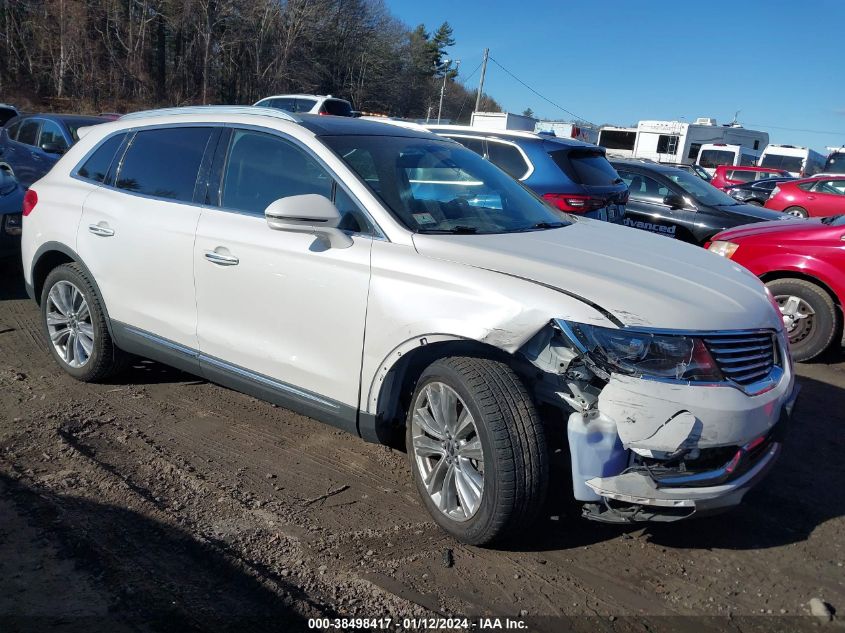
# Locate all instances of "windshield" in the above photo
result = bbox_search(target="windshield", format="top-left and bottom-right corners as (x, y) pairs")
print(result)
(323, 135), (570, 234)
(665, 169), (739, 206)
(761, 153), (804, 173)
(824, 152), (845, 175)
(821, 215), (845, 226)
(698, 149), (735, 169)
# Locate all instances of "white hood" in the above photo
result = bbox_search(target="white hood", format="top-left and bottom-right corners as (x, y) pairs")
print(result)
(412, 219), (782, 332)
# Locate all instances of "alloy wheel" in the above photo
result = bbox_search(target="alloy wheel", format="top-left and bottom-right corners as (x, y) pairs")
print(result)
(411, 381), (484, 521)
(45, 280), (94, 368)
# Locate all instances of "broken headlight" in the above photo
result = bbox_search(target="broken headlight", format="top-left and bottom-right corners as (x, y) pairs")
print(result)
(559, 321), (723, 382)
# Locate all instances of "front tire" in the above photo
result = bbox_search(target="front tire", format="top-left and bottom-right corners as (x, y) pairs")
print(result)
(41, 263), (126, 381)
(406, 357), (548, 545)
(767, 277), (839, 362)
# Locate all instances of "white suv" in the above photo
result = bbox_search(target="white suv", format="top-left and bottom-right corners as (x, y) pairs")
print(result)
(253, 94), (354, 117)
(21, 106), (798, 545)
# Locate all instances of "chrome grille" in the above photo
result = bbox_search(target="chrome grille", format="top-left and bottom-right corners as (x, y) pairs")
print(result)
(703, 332), (778, 386)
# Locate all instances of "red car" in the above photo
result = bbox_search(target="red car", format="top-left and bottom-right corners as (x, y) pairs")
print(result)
(710, 165), (792, 190)
(707, 216), (845, 361)
(764, 176), (845, 218)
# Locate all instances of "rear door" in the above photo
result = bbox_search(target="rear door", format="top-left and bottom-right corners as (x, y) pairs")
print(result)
(77, 125), (217, 352)
(807, 179), (845, 216)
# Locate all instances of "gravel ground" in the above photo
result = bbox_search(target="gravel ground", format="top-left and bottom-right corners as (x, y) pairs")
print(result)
(1, 257), (843, 632)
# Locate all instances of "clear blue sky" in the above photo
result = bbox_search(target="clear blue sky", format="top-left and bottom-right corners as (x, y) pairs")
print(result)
(389, 0), (845, 153)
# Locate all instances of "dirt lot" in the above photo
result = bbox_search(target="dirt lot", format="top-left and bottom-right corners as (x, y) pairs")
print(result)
(1, 257), (844, 633)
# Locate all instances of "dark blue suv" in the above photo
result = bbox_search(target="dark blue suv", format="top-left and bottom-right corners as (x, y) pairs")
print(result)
(427, 126), (628, 222)
(0, 113), (108, 188)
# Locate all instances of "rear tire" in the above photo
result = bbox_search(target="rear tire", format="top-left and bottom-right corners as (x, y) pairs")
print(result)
(784, 206), (808, 218)
(40, 263), (127, 382)
(406, 357), (548, 546)
(767, 277), (839, 362)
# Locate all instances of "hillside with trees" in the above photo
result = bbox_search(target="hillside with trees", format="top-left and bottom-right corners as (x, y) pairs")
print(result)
(0, 0), (500, 121)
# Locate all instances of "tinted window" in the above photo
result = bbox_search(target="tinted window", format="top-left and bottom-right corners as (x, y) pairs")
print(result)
(761, 153), (803, 173)
(739, 152), (757, 166)
(263, 97), (318, 113)
(824, 152), (845, 175)
(78, 133), (126, 183)
(221, 129), (332, 214)
(699, 150), (735, 169)
(813, 180), (845, 195)
(39, 120), (68, 150)
(667, 170), (739, 206)
(598, 130), (636, 151)
(117, 127), (212, 202)
(728, 170), (756, 183)
(551, 149), (619, 186)
(5, 120), (21, 140)
(486, 141), (529, 178)
(687, 143), (702, 160)
(657, 135), (679, 155)
(445, 136), (486, 157)
(617, 170), (669, 202)
(321, 99), (353, 116)
(0, 108), (17, 126)
(17, 120), (40, 146)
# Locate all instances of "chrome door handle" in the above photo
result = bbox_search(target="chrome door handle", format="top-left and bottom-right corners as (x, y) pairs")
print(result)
(88, 223), (115, 237)
(204, 251), (239, 266)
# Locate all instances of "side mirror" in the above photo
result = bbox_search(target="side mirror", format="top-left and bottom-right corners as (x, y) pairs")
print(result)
(264, 194), (353, 249)
(663, 193), (686, 209)
(40, 142), (65, 155)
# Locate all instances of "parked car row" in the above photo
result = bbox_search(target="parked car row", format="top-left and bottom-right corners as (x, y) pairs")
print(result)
(19, 106), (800, 545)
(2, 98), (842, 369)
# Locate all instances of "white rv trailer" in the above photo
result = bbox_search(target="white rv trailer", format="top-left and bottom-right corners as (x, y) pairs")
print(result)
(597, 126), (638, 158)
(632, 118), (769, 165)
(696, 143), (761, 175)
(759, 144), (825, 178)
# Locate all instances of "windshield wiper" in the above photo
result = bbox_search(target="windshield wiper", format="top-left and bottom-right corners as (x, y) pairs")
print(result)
(531, 221), (567, 229)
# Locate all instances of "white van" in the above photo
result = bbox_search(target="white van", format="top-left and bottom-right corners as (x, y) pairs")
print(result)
(759, 144), (825, 178)
(696, 143), (760, 175)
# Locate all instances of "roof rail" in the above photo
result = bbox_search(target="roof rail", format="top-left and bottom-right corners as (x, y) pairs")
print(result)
(119, 105), (301, 124)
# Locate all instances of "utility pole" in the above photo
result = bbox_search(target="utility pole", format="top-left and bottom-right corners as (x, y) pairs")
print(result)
(474, 48), (489, 114)
(437, 59), (459, 124)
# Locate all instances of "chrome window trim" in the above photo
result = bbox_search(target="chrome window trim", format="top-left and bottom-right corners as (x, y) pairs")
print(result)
(69, 121), (386, 242)
(441, 133), (534, 181)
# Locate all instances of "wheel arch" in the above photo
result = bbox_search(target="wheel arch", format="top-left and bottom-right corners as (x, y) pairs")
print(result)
(30, 242), (115, 337)
(760, 270), (842, 311)
(362, 336), (513, 445)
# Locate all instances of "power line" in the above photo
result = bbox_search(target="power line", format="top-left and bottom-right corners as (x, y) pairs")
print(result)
(454, 60), (484, 121)
(488, 56), (593, 125)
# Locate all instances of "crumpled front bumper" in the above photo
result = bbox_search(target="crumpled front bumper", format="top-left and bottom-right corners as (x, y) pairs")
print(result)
(581, 378), (800, 522)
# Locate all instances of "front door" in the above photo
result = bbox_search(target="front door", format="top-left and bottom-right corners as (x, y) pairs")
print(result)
(193, 128), (374, 430)
(616, 169), (685, 239)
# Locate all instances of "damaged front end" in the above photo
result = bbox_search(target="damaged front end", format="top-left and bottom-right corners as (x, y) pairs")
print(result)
(518, 319), (798, 524)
